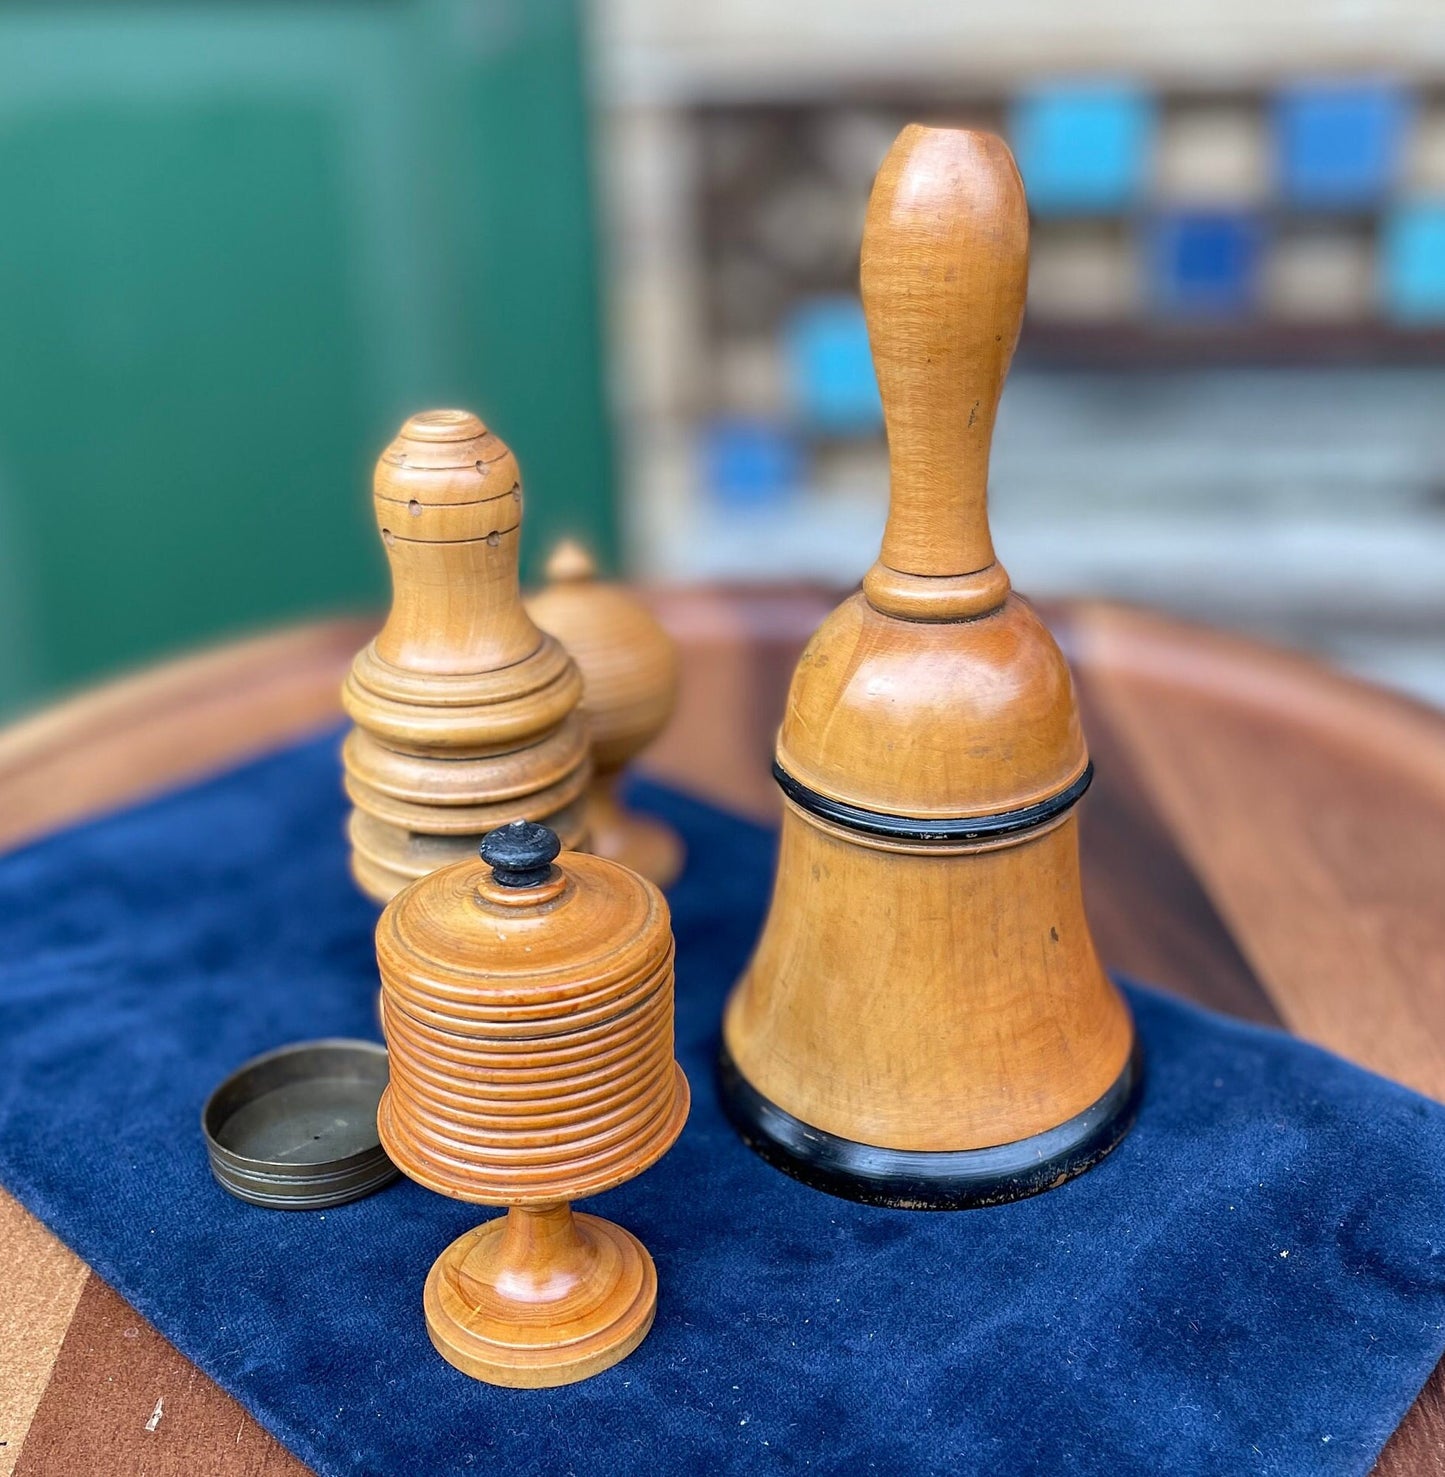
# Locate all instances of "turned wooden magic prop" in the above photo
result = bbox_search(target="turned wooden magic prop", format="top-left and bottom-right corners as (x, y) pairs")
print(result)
(719, 125), (1142, 1208)
(377, 820), (689, 1386)
(342, 411), (590, 902)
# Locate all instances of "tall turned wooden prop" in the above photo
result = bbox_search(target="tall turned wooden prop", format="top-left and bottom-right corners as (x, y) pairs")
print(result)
(720, 125), (1141, 1209)
(376, 820), (689, 1387)
(342, 411), (591, 903)
(526, 540), (683, 887)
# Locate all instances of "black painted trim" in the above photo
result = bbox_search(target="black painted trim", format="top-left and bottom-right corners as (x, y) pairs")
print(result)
(773, 761), (1095, 844)
(717, 1037), (1143, 1210)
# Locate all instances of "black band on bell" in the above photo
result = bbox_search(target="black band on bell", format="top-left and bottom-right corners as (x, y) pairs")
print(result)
(717, 1039), (1143, 1210)
(772, 760), (1095, 844)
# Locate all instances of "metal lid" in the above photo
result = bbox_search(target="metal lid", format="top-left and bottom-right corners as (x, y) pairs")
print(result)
(202, 1039), (398, 1210)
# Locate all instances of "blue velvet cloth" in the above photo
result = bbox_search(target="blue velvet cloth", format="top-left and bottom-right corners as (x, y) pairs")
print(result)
(1, 731), (1443, 1477)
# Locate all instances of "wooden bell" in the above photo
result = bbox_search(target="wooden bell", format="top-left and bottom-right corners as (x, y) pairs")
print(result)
(342, 411), (591, 903)
(526, 539), (684, 888)
(376, 819), (689, 1387)
(719, 125), (1141, 1209)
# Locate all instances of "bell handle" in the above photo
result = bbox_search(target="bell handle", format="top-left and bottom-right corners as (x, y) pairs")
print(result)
(860, 125), (1029, 620)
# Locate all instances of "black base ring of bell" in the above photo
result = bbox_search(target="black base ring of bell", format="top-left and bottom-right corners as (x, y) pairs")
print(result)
(716, 1040), (1143, 1210)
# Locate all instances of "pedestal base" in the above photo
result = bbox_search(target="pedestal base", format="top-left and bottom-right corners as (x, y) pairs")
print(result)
(347, 802), (590, 904)
(588, 781), (684, 890)
(423, 1206), (657, 1388)
(718, 1041), (1144, 1210)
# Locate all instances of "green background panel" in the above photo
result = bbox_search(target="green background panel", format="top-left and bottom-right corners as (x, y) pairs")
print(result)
(0, 1), (616, 718)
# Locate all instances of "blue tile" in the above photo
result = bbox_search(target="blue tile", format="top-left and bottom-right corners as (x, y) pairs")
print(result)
(1276, 80), (1410, 208)
(1381, 201), (1445, 323)
(700, 417), (803, 509)
(1148, 210), (1263, 318)
(1010, 82), (1155, 214)
(783, 296), (882, 436)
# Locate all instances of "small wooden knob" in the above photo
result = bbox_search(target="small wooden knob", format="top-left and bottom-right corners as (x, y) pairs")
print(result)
(859, 126), (1028, 621)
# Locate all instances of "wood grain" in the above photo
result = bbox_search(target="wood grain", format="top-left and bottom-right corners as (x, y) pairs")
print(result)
(0, 1196), (89, 1477)
(527, 539), (683, 886)
(859, 125), (1022, 620)
(642, 585), (833, 820)
(1067, 601), (1445, 1476)
(1070, 602), (1445, 1100)
(724, 127), (1135, 1164)
(0, 619), (375, 856)
(342, 410), (590, 901)
(13, 1276), (294, 1477)
(0, 592), (1441, 1470)
(377, 832), (688, 1386)
(1059, 622), (1281, 1030)
(728, 805), (1135, 1150)
(423, 1206), (659, 1389)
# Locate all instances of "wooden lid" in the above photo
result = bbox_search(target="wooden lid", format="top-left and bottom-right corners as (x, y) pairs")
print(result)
(376, 823), (672, 1023)
(376, 821), (687, 1205)
(374, 409), (519, 510)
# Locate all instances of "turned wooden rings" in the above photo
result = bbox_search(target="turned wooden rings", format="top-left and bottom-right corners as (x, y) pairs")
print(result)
(376, 822), (688, 1386)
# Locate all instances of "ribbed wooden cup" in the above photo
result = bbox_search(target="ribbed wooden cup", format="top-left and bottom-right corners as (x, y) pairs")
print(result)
(375, 838), (689, 1387)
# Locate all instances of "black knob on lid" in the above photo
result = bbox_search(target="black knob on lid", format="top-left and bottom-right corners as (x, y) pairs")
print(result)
(480, 820), (562, 888)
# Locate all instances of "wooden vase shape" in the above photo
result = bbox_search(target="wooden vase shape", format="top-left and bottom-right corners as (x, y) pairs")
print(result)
(342, 411), (591, 903)
(719, 125), (1141, 1209)
(526, 540), (684, 888)
(376, 819), (689, 1387)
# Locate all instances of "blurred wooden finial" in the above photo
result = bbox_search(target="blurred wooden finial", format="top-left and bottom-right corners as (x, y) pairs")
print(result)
(527, 540), (683, 888)
(544, 538), (598, 584)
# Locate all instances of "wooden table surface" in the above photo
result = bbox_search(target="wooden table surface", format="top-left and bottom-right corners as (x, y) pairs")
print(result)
(0, 589), (1442, 1476)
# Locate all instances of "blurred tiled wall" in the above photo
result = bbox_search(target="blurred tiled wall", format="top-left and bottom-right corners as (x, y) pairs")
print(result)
(595, 0), (1445, 705)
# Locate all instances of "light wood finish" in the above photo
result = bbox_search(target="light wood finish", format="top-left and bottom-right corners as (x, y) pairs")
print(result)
(860, 124), (1025, 624)
(1069, 603), (1445, 1102)
(724, 126), (1134, 1161)
(0, 1197), (89, 1477)
(0, 618), (376, 856)
(731, 810), (1131, 1149)
(424, 1206), (657, 1388)
(342, 411), (591, 902)
(376, 834), (688, 1387)
(527, 540), (683, 886)
(778, 589), (1089, 820)
(0, 596), (1443, 1467)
